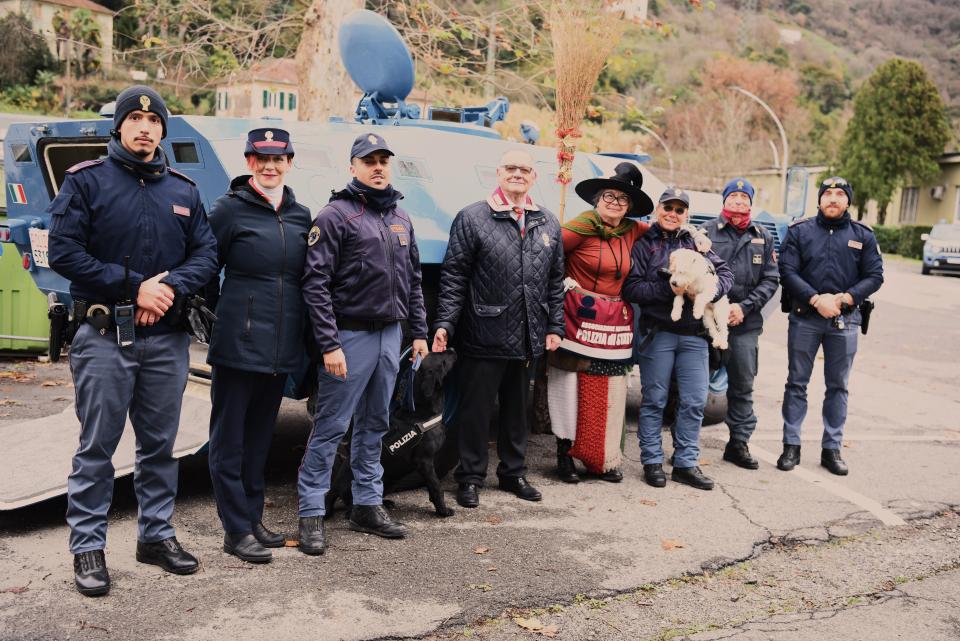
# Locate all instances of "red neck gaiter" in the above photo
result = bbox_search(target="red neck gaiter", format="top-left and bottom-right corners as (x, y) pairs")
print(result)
(721, 207), (751, 231)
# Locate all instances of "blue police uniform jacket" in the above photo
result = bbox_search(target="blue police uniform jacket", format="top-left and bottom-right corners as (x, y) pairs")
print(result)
(778, 211), (883, 310)
(623, 224), (734, 335)
(302, 184), (428, 354)
(699, 218), (779, 334)
(206, 176), (312, 374)
(48, 155), (219, 336)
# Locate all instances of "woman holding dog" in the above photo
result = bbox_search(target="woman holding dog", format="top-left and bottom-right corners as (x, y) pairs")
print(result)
(547, 163), (652, 484)
(205, 128), (312, 563)
(623, 188), (733, 491)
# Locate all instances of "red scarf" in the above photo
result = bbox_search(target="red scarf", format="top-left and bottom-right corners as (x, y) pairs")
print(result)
(721, 207), (751, 231)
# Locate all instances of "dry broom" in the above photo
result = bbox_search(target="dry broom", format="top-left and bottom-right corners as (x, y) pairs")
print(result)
(550, 0), (626, 222)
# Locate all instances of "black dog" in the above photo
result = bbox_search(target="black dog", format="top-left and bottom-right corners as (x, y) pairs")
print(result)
(325, 351), (459, 517)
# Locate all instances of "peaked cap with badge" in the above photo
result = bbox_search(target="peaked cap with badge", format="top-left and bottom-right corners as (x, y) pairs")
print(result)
(244, 128), (295, 157)
(658, 186), (690, 207)
(350, 132), (394, 159)
(575, 162), (654, 218)
(113, 85), (169, 139)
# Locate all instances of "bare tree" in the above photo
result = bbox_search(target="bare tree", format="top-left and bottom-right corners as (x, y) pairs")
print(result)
(295, 0), (363, 121)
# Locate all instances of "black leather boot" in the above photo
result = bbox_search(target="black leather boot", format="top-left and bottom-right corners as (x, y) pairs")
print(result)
(643, 464), (667, 488)
(349, 505), (408, 539)
(74, 550), (110, 596)
(223, 532), (272, 564)
(671, 466), (715, 490)
(723, 439), (759, 470)
(253, 522), (285, 548)
(456, 483), (480, 508)
(821, 448), (849, 476)
(136, 537), (199, 575)
(777, 444), (801, 471)
(599, 468), (623, 483)
(298, 516), (327, 555)
(556, 438), (580, 484)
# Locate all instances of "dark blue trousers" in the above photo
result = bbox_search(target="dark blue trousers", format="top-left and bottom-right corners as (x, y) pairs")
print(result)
(725, 329), (761, 443)
(208, 365), (285, 535)
(66, 324), (189, 554)
(782, 311), (860, 449)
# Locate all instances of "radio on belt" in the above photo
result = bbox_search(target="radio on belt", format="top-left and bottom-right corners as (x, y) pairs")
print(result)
(115, 256), (136, 347)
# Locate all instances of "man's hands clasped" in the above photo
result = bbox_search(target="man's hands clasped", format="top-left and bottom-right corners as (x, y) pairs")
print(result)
(135, 271), (175, 326)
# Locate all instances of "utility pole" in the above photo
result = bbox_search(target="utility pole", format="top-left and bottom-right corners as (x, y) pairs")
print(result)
(484, 15), (497, 99)
(737, 0), (757, 53)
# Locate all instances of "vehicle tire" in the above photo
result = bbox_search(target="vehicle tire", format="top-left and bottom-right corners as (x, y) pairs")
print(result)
(921, 264), (931, 275)
(702, 391), (727, 426)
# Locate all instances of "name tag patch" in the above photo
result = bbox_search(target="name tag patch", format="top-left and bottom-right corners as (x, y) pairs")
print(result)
(390, 224), (406, 233)
(848, 240), (863, 250)
(750, 238), (765, 244)
(172, 204), (190, 216)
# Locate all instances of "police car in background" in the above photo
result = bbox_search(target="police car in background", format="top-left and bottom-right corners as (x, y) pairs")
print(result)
(921, 223), (960, 275)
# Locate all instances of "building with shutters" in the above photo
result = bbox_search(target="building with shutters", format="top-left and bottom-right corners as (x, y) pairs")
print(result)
(214, 58), (300, 121)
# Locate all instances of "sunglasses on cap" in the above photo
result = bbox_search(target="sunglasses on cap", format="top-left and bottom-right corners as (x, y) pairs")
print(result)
(661, 203), (687, 214)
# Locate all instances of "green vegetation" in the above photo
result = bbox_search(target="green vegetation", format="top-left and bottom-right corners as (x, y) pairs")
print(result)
(873, 225), (934, 260)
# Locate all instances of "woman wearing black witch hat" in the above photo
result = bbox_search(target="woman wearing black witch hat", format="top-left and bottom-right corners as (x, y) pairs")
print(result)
(546, 162), (653, 484)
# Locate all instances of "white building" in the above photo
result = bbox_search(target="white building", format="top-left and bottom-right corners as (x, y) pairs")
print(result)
(215, 58), (300, 121)
(0, 0), (114, 71)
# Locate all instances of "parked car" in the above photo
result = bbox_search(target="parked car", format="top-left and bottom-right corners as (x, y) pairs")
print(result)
(921, 223), (960, 275)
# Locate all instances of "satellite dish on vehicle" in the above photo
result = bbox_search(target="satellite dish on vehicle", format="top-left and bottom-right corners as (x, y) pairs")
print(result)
(339, 10), (415, 103)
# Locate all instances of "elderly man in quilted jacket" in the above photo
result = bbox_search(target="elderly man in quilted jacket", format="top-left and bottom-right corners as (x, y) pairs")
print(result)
(432, 149), (565, 509)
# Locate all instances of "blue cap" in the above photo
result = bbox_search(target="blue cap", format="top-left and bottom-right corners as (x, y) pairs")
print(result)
(658, 186), (690, 207)
(818, 176), (853, 204)
(722, 178), (755, 204)
(113, 85), (168, 139)
(244, 128), (294, 157)
(351, 132), (394, 159)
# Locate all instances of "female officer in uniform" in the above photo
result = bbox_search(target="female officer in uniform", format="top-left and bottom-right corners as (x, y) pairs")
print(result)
(206, 128), (311, 563)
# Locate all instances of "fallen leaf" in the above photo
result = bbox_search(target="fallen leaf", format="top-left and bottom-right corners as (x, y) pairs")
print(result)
(485, 515), (502, 525)
(0, 400), (23, 406)
(514, 616), (544, 631)
(661, 538), (686, 550)
(474, 546), (490, 555)
(284, 540), (299, 547)
(53, 396), (70, 401)
(0, 586), (29, 594)
(467, 583), (493, 592)
(41, 380), (61, 387)
(699, 459), (711, 466)
(639, 499), (657, 507)
(487, 566), (497, 572)
(541, 624), (560, 637)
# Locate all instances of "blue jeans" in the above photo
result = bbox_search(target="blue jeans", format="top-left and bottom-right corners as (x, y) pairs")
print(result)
(725, 329), (761, 443)
(297, 323), (401, 517)
(636, 331), (709, 468)
(66, 324), (190, 553)
(782, 311), (859, 449)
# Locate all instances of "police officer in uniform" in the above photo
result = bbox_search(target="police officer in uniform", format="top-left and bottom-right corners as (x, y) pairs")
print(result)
(777, 177), (883, 476)
(206, 128), (311, 564)
(298, 133), (429, 555)
(48, 85), (219, 596)
(700, 178), (779, 469)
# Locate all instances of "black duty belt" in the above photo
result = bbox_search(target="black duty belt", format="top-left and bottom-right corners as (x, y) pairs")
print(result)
(336, 317), (393, 332)
(74, 299), (116, 331)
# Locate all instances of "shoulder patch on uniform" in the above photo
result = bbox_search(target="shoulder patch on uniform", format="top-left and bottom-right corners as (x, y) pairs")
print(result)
(65, 158), (104, 174)
(167, 167), (196, 185)
(788, 217), (813, 227)
(307, 225), (321, 246)
(852, 220), (873, 231)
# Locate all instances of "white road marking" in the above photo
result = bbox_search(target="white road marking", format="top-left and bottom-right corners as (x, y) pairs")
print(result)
(749, 444), (907, 526)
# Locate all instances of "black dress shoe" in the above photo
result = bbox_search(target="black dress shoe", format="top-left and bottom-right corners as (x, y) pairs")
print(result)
(74, 550), (110, 597)
(599, 468), (623, 483)
(643, 464), (667, 488)
(136, 537), (199, 575)
(498, 476), (542, 501)
(821, 448), (849, 476)
(253, 522), (285, 548)
(723, 440), (759, 470)
(298, 517), (327, 555)
(672, 466), (715, 490)
(349, 505), (408, 539)
(556, 438), (580, 484)
(456, 483), (480, 508)
(224, 533), (272, 564)
(777, 444), (801, 471)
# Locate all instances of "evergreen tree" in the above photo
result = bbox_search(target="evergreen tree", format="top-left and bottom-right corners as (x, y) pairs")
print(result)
(0, 13), (53, 89)
(838, 58), (950, 224)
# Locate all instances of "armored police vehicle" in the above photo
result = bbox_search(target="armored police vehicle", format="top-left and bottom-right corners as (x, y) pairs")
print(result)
(0, 10), (789, 509)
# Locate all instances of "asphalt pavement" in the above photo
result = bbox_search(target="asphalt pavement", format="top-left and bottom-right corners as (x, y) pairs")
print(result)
(0, 258), (958, 641)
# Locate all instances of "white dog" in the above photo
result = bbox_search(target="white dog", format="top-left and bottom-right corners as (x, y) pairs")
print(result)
(667, 248), (730, 350)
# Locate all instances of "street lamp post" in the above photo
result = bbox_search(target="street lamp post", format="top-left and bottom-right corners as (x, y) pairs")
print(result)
(633, 123), (674, 183)
(730, 85), (789, 213)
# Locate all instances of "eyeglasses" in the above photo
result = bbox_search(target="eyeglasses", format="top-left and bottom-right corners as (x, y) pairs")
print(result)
(600, 192), (631, 207)
(661, 204), (687, 214)
(501, 164), (533, 175)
